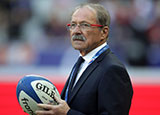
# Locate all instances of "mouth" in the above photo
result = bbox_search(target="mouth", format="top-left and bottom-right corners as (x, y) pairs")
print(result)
(73, 38), (84, 41)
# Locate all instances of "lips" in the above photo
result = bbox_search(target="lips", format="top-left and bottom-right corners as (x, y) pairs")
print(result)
(73, 38), (84, 41)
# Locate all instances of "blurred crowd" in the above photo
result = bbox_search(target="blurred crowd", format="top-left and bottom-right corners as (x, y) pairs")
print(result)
(0, 0), (160, 67)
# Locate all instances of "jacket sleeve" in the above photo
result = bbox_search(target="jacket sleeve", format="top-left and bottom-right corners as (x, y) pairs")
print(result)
(67, 109), (86, 115)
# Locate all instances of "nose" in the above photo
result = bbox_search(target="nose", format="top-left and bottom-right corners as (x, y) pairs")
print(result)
(72, 25), (82, 33)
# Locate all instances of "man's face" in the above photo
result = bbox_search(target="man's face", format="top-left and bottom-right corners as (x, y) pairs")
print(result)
(69, 7), (106, 56)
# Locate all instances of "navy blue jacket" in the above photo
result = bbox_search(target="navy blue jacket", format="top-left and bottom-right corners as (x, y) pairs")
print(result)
(61, 49), (133, 115)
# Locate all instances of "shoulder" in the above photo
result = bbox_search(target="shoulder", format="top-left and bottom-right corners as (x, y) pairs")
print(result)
(99, 49), (125, 69)
(97, 49), (131, 80)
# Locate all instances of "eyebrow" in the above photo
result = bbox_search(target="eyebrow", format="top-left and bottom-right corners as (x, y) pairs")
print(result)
(70, 21), (93, 24)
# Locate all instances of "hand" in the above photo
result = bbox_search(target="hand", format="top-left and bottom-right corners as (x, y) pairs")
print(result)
(35, 95), (70, 115)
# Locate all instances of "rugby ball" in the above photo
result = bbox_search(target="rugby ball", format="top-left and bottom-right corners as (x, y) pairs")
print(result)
(16, 74), (60, 115)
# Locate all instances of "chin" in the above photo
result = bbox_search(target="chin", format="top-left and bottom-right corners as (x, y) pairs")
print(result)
(74, 47), (81, 51)
(72, 44), (81, 49)
(73, 46), (83, 51)
(72, 42), (87, 51)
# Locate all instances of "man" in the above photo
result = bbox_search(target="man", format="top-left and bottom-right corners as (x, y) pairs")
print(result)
(36, 3), (133, 115)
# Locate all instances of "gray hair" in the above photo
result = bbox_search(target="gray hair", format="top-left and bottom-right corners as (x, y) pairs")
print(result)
(71, 3), (111, 27)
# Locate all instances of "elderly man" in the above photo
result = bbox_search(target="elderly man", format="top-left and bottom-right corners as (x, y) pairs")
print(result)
(36, 3), (133, 115)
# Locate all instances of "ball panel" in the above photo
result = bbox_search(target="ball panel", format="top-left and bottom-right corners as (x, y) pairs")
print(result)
(31, 80), (60, 105)
(19, 90), (40, 115)
(16, 76), (42, 104)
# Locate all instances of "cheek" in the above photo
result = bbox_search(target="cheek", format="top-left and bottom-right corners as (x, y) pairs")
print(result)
(70, 32), (73, 39)
(86, 33), (99, 43)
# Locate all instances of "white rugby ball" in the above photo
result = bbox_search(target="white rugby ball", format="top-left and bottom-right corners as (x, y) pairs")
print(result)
(16, 74), (60, 115)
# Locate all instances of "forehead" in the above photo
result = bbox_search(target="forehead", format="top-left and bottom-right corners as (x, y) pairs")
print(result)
(71, 7), (97, 23)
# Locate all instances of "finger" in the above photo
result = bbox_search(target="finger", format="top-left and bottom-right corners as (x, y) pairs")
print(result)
(35, 110), (52, 115)
(53, 94), (62, 104)
(37, 104), (53, 110)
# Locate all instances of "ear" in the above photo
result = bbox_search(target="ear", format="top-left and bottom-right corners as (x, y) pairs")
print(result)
(101, 26), (109, 40)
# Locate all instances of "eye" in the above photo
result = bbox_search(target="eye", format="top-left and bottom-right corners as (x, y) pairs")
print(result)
(81, 23), (90, 27)
(70, 23), (77, 28)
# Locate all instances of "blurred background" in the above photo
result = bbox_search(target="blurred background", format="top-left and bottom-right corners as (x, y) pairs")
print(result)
(0, 0), (160, 67)
(0, 0), (160, 115)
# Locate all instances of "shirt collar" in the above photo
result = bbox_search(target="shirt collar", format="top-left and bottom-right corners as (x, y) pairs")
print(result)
(80, 42), (107, 63)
